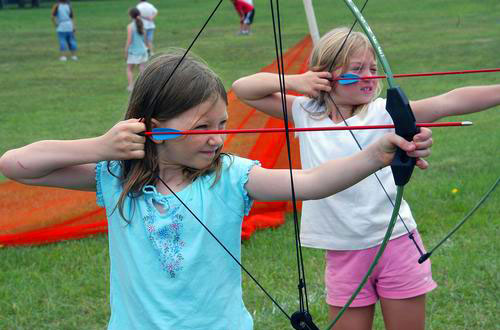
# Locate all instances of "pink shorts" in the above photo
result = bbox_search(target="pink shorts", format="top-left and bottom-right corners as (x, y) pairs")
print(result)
(325, 230), (437, 307)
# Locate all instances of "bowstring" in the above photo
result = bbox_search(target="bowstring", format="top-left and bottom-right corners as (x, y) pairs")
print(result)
(326, 0), (368, 73)
(322, 1), (417, 328)
(269, 0), (314, 320)
(150, 0), (296, 324)
(324, 0), (425, 257)
(145, 0), (225, 118)
(419, 175), (500, 263)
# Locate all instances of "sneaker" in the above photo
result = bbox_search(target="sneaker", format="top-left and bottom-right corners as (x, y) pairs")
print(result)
(71, 55), (78, 61)
(59, 56), (67, 61)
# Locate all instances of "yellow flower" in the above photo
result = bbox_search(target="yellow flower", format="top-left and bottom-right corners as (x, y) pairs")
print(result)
(451, 188), (459, 194)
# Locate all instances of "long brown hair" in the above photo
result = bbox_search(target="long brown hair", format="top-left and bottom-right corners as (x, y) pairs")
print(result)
(113, 50), (228, 221)
(307, 27), (382, 118)
(128, 7), (144, 35)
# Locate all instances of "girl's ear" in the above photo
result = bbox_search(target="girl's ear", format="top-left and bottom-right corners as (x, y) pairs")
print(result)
(149, 118), (164, 144)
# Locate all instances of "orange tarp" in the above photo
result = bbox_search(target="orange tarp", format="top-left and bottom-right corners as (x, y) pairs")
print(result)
(0, 36), (313, 246)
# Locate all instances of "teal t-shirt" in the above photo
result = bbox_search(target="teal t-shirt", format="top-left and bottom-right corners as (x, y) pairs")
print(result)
(128, 22), (147, 56)
(96, 155), (258, 330)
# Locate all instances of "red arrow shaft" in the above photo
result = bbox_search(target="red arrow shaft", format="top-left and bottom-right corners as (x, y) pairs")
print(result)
(333, 68), (500, 81)
(144, 121), (471, 136)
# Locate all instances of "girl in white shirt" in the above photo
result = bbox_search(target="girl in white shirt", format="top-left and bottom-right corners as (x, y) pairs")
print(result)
(233, 27), (500, 330)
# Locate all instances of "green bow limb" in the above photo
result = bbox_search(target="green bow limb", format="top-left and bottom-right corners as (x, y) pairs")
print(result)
(326, 1), (411, 329)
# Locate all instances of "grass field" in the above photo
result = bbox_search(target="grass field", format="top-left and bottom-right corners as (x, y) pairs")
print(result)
(0, 0), (499, 329)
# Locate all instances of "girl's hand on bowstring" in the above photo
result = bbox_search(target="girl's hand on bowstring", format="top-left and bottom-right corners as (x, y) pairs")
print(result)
(288, 70), (332, 98)
(99, 119), (146, 161)
(374, 127), (433, 170)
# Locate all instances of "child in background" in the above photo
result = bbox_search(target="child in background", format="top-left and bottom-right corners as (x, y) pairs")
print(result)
(125, 8), (148, 92)
(136, 0), (158, 55)
(230, 0), (255, 35)
(51, 0), (78, 61)
(0, 51), (432, 329)
(232, 27), (500, 330)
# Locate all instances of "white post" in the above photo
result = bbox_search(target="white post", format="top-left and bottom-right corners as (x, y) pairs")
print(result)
(302, 0), (320, 45)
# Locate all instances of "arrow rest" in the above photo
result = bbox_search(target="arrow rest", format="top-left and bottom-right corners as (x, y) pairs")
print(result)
(290, 311), (320, 330)
(385, 87), (420, 186)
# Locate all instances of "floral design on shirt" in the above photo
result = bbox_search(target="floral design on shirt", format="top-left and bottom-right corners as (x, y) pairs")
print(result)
(144, 200), (185, 278)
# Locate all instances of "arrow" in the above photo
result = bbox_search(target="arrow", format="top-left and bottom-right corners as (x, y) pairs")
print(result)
(145, 122), (472, 140)
(333, 68), (500, 85)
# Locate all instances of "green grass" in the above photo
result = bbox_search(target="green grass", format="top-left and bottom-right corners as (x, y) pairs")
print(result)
(1, 0), (499, 329)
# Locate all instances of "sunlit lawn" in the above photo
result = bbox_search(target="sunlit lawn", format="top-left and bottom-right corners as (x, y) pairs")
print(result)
(0, 0), (498, 329)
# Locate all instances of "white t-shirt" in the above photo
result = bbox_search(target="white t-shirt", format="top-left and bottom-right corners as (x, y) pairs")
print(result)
(292, 96), (417, 250)
(136, 1), (158, 29)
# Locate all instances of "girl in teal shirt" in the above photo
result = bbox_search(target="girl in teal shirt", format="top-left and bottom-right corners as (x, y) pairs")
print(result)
(125, 8), (148, 92)
(0, 51), (432, 329)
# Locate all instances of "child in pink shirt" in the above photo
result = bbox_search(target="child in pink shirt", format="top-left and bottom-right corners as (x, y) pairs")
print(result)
(230, 0), (255, 35)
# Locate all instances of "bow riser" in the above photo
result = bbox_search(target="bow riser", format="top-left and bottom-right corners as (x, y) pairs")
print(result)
(386, 87), (419, 186)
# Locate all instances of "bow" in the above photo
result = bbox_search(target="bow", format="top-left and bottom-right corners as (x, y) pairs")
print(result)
(268, 1), (318, 328)
(325, 1), (499, 328)
(322, 1), (422, 327)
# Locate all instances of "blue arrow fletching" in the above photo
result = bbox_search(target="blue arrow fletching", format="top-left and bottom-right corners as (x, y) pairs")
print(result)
(338, 73), (360, 85)
(151, 128), (182, 140)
